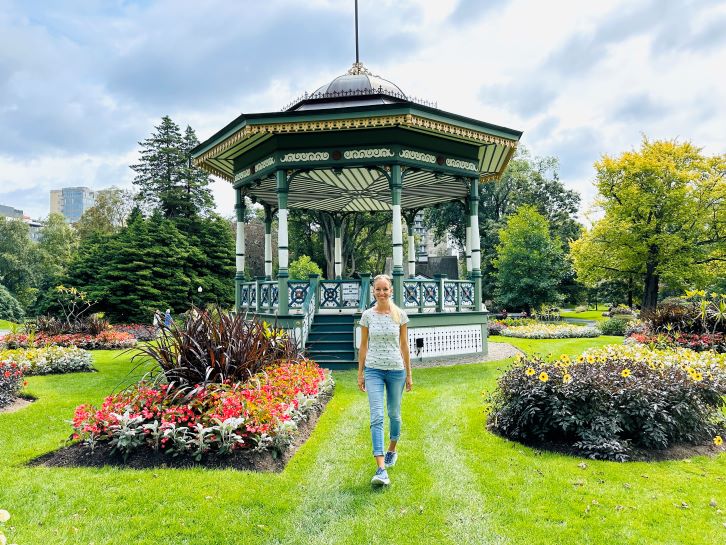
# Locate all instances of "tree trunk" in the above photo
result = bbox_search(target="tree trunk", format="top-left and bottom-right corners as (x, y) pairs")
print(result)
(641, 256), (659, 311)
(627, 276), (634, 308)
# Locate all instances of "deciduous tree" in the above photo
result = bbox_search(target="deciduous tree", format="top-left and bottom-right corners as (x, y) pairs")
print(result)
(570, 138), (725, 311)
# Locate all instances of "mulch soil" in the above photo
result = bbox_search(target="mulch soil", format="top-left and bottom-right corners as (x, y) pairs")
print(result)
(488, 426), (725, 462)
(29, 394), (332, 472)
(0, 396), (35, 414)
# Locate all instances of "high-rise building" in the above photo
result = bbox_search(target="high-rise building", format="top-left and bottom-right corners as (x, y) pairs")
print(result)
(49, 186), (96, 222)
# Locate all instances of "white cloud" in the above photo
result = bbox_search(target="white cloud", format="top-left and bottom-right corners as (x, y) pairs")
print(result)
(0, 0), (723, 225)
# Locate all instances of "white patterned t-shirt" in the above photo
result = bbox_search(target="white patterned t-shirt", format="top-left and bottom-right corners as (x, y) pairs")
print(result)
(360, 308), (409, 370)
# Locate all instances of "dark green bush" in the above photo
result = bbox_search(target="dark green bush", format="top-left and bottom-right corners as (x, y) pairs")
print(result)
(486, 347), (726, 461)
(0, 284), (24, 323)
(599, 318), (631, 336)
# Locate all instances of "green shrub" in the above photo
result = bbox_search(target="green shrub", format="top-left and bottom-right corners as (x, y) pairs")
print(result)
(599, 318), (630, 336)
(486, 345), (726, 461)
(288, 255), (323, 280)
(0, 285), (24, 323)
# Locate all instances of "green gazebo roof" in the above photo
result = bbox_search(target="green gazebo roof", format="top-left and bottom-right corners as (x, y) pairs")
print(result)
(192, 66), (522, 212)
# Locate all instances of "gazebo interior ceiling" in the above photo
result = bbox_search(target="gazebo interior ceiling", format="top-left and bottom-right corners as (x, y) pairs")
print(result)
(244, 167), (469, 212)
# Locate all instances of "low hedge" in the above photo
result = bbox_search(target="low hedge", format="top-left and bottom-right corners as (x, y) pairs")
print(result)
(0, 346), (93, 375)
(486, 345), (726, 461)
(499, 323), (601, 339)
(0, 360), (23, 408)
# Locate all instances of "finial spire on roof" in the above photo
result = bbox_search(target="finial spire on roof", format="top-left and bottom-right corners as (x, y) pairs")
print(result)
(355, 0), (359, 64)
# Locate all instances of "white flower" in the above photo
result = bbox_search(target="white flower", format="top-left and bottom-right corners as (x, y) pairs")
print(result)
(0, 509), (9, 522)
(0, 532), (7, 545)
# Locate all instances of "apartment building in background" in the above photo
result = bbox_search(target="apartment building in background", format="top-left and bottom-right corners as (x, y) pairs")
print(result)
(0, 204), (44, 241)
(50, 186), (96, 222)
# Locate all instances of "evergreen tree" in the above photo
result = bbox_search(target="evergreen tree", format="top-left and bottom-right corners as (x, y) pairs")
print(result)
(131, 116), (213, 219)
(494, 206), (565, 312)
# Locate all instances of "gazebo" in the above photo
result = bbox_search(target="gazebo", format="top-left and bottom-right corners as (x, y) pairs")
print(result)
(192, 62), (522, 368)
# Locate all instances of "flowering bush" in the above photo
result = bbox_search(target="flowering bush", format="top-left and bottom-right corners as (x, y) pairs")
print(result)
(487, 320), (507, 335)
(113, 323), (158, 341)
(499, 323), (601, 339)
(1, 346), (93, 375)
(0, 360), (24, 408)
(0, 330), (136, 350)
(71, 359), (334, 459)
(626, 332), (725, 353)
(486, 345), (726, 461)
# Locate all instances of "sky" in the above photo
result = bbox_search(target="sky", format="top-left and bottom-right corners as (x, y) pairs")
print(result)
(1, 0), (724, 222)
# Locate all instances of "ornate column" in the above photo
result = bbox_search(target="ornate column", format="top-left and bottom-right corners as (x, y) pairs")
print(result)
(465, 198), (472, 278)
(276, 169), (289, 315)
(334, 214), (343, 279)
(234, 188), (246, 312)
(391, 164), (404, 307)
(402, 209), (419, 278)
(469, 179), (482, 311)
(264, 204), (274, 280)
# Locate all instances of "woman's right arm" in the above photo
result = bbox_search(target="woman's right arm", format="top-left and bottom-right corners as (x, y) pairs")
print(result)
(358, 326), (368, 392)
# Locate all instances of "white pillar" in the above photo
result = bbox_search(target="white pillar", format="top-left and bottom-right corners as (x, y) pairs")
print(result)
(235, 195), (245, 274)
(407, 224), (416, 277)
(465, 220), (472, 276)
(470, 211), (480, 272)
(334, 218), (343, 279)
(393, 205), (403, 269)
(278, 208), (288, 270)
(264, 206), (273, 280)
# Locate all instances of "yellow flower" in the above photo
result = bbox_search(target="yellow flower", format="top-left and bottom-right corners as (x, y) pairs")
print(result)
(577, 355), (585, 363)
(714, 435), (723, 446)
(648, 362), (656, 370)
(539, 372), (549, 382)
(586, 355), (595, 364)
(621, 369), (632, 378)
(560, 354), (570, 363)
(563, 373), (572, 383)
(525, 367), (536, 376)
(692, 372), (703, 382)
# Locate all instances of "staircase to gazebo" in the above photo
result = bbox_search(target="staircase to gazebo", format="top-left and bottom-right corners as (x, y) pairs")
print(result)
(304, 314), (357, 369)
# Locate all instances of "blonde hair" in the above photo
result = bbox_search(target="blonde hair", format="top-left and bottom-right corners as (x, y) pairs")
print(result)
(372, 274), (402, 325)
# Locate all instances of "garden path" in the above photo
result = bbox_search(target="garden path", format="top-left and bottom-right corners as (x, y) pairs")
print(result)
(411, 341), (520, 368)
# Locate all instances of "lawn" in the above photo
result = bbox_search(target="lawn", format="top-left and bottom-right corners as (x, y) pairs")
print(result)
(1, 340), (725, 544)
(0, 319), (18, 330)
(559, 310), (609, 323)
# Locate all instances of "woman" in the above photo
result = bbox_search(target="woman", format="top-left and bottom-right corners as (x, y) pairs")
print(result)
(358, 274), (413, 486)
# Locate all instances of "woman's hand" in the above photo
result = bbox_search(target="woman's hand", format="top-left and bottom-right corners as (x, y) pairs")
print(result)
(405, 374), (413, 392)
(358, 371), (366, 392)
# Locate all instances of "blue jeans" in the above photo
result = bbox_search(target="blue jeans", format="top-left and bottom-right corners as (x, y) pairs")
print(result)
(364, 367), (406, 456)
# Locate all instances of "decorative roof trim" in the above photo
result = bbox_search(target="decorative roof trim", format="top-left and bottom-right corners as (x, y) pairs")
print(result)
(193, 113), (518, 169)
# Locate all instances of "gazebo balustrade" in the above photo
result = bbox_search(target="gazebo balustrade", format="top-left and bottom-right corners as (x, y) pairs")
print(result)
(192, 60), (521, 365)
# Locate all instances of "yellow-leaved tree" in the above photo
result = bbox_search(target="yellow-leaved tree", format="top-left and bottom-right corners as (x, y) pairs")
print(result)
(571, 138), (725, 311)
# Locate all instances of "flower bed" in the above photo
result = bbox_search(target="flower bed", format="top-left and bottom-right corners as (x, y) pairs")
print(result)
(0, 330), (136, 350)
(113, 324), (158, 341)
(0, 360), (24, 408)
(1, 346), (93, 375)
(626, 332), (725, 353)
(499, 323), (601, 339)
(486, 345), (726, 461)
(71, 359), (333, 459)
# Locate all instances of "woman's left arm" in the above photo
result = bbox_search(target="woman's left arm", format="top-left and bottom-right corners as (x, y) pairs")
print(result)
(400, 324), (412, 391)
